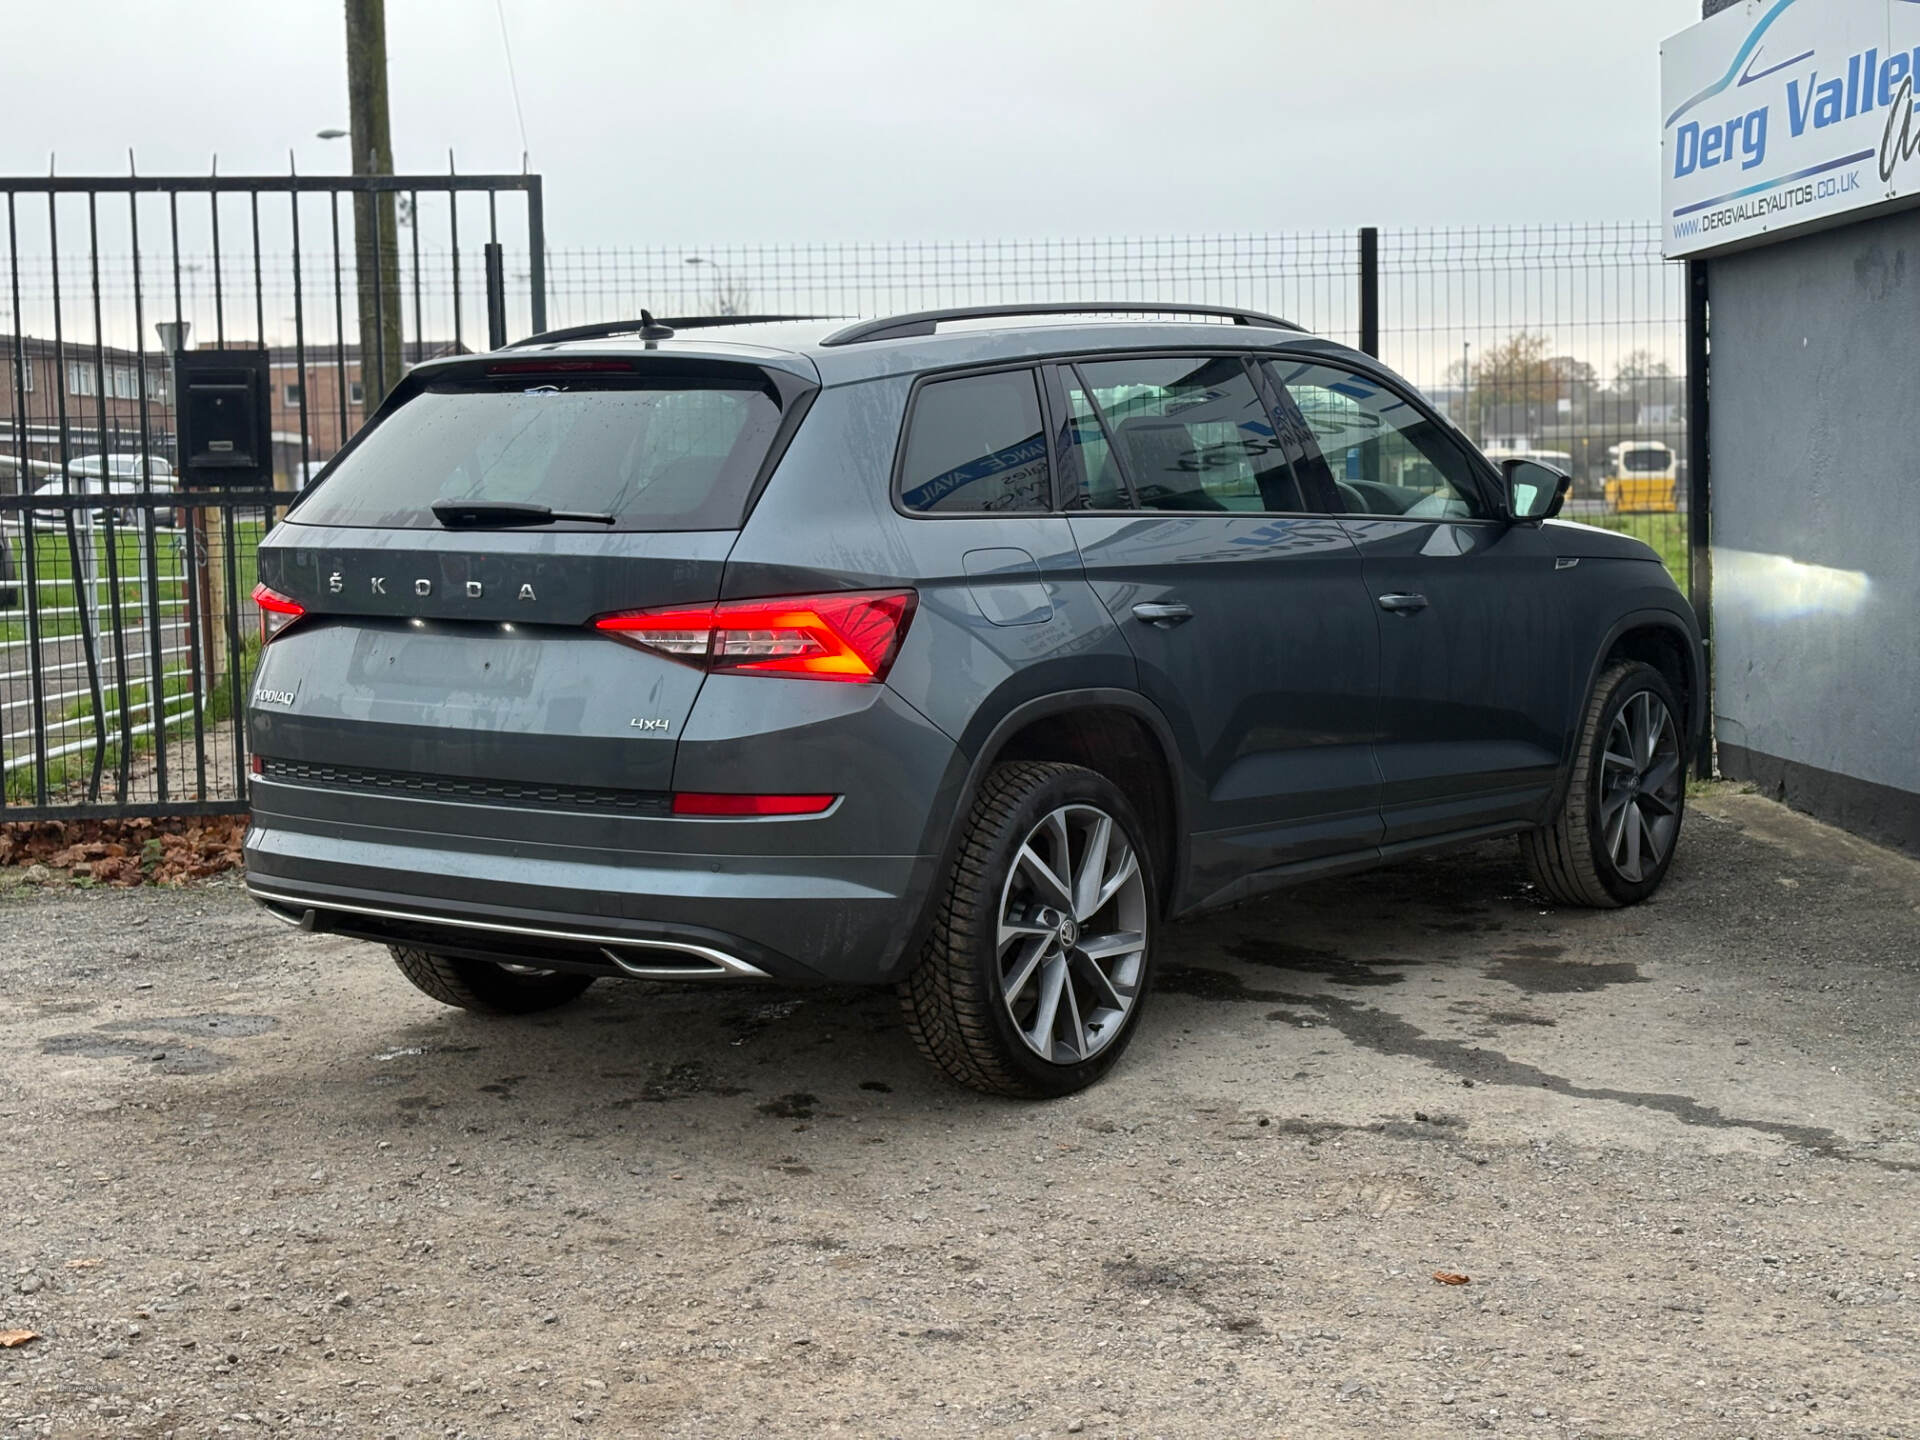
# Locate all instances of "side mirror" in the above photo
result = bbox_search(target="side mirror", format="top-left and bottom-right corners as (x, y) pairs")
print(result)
(1502, 458), (1572, 524)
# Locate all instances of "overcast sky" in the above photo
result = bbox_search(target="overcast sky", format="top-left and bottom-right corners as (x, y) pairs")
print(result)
(3, 1), (1702, 247)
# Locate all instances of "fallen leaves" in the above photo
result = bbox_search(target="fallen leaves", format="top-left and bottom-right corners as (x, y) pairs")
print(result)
(0, 1330), (39, 1348)
(1, 815), (246, 887)
(1432, 1271), (1472, 1286)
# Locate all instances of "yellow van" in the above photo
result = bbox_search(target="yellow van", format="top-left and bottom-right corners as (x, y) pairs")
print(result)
(1603, 441), (1678, 513)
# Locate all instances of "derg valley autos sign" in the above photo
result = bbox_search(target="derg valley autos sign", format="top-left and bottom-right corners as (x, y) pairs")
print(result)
(1662, 0), (1920, 256)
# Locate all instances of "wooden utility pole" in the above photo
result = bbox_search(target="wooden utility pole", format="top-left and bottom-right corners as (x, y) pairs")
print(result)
(345, 0), (403, 418)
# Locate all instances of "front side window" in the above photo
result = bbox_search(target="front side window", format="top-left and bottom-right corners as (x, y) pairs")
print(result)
(898, 369), (1049, 514)
(1066, 355), (1306, 513)
(1267, 360), (1489, 519)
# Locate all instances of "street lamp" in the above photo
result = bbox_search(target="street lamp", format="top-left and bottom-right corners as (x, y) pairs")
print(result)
(316, 128), (348, 141)
(683, 255), (739, 316)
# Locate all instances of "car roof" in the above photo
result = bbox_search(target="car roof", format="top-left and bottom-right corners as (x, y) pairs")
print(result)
(462, 314), (1377, 388)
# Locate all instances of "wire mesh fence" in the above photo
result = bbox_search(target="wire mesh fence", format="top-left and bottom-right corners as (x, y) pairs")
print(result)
(540, 224), (1687, 574)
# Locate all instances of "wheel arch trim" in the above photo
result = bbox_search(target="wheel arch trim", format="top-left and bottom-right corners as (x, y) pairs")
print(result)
(892, 687), (1194, 981)
(1550, 606), (1704, 816)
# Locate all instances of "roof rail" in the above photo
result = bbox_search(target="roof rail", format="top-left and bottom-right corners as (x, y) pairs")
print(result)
(504, 314), (834, 350)
(818, 302), (1304, 347)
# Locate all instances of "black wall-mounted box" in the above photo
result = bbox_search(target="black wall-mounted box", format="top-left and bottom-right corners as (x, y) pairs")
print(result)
(173, 348), (271, 488)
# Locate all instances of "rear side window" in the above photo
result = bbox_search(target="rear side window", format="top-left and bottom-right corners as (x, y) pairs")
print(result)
(293, 378), (784, 531)
(898, 370), (1050, 514)
(1069, 356), (1308, 513)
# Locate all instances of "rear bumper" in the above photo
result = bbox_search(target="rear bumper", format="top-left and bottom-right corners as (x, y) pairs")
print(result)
(244, 815), (940, 986)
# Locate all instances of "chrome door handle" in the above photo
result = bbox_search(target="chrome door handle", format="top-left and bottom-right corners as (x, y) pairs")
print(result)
(1131, 601), (1194, 628)
(1376, 592), (1429, 613)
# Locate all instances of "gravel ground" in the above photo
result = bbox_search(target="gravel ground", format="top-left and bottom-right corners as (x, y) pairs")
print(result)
(2, 784), (1917, 1439)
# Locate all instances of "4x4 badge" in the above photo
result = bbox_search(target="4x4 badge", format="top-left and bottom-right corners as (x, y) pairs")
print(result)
(629, 717), (669, 731)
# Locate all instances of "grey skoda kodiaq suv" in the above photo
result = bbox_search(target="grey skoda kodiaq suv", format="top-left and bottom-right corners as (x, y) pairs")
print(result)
(245, 302), (1701, 1098)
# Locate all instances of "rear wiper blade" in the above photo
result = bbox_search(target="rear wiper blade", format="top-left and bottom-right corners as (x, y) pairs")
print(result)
(430, 500), (616, 528)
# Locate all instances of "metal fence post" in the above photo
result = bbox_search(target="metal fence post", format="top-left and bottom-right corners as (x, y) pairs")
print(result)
(484, 241), (507, 350)
(525, 175), (547, 336)
(1685, 258), (1712, 780)
(1358, 226), (1379, 357)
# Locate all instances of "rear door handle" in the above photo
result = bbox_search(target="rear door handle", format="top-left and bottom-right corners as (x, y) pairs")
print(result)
(1131, 601), (1194, 628)
(1376, 592), (1429, 613)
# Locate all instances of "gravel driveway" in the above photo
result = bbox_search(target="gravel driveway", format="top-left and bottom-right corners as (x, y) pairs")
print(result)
(2, 786), (1917, 1439)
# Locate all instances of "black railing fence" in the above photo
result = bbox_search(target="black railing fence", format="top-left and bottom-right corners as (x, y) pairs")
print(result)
(2, 202), (1687, 821)
(1, 171), (544, 820)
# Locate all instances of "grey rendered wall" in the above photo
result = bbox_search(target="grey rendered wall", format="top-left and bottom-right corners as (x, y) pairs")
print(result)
(1706, 206), (1920, 851)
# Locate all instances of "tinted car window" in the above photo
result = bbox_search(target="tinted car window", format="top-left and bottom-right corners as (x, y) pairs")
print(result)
(1266, 360), (1488, 519)
(1072, 356), (1306, 513)
(898, 370), (1050, 513)
(1057, 373), (1133, 510)
(294, 379), (784, 531)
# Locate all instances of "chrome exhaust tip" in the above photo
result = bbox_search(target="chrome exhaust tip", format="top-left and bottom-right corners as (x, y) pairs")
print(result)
(599, 945), (768, 981)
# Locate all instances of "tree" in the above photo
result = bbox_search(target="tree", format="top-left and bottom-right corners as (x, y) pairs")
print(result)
(1445, 332), (1565, 439)
(1614, 350), (1673, 384)
(1612, 350), (1681, 419)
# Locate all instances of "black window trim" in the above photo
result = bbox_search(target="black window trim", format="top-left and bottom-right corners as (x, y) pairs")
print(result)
(1058, 360), (1137, 511)
(1044, 348), (1335, 520)
(889, 360), (1058, 520)
(1260, 351), (1505, 523)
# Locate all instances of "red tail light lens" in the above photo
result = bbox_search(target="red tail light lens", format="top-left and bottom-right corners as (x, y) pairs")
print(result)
(594, 590), (916, 683)
(671, 792), (837, 817)
(252, 583), (306, 644)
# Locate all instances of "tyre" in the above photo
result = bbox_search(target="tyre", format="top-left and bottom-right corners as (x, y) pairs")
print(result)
(1521, 661), (1686, 908)
(388, 945), (595, 1015)
(899, 761), (1156, 1098)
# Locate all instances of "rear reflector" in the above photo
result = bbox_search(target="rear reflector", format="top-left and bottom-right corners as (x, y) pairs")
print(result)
(671, 792), (837, 817)
(252, 582), (306, 644)
(594, 589), (916, 684)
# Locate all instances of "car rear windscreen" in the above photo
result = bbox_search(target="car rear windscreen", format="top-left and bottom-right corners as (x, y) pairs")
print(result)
(291, 378), (785, 531)
(1621, 448), (1671, 474)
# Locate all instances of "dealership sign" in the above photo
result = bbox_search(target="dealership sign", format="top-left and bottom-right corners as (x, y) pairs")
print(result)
(1662, 0), (1920, 256)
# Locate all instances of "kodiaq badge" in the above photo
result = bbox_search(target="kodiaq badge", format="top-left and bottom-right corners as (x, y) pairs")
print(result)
(519, 584), (537, 601)
(415, 579), (432, 596)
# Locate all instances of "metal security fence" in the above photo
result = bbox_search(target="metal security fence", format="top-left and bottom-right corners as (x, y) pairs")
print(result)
(539, 224), (1690, 576)
(1376, 225), (1688, 578)
(1, 169), (545, 820)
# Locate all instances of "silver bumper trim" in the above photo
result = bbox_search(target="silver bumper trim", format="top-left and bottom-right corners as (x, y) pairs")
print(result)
(245, 884), (772, 981)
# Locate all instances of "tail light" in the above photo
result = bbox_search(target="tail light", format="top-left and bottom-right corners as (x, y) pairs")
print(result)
(253, 583), (306, 644)
(593, 589), (916, 684)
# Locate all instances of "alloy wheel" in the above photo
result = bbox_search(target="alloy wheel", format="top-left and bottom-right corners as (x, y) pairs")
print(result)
(996, 803), (1149, 1064)
(1598, 690), (1682, 883)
